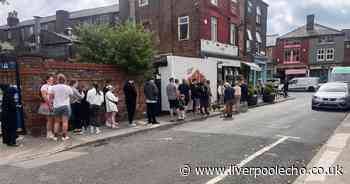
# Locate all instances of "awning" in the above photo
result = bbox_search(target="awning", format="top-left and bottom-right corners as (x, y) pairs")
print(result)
(243, 62), (262, 71)
(285, 69), (307, 75)
(208, 57), (241, 68)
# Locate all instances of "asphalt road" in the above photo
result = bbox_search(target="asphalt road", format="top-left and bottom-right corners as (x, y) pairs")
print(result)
(0, 92), (348, 184)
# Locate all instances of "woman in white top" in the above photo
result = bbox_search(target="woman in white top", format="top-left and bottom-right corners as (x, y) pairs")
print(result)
(86, 83), (104, 134)
(38, 75), (55, 140)
(49, 74), (73, 141)
(105, 85), (119, 129)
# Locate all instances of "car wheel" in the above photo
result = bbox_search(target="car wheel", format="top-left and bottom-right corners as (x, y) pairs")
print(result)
(308, 87), (315, 92)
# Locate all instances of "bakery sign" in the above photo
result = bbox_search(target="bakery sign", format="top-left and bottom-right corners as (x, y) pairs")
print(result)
(200, 39), (238, 57)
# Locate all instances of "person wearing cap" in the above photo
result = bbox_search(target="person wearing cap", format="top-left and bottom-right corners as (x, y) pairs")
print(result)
(105, 85), (119, 129)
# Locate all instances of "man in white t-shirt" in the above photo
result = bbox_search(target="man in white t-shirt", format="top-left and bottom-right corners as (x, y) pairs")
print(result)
(49, 74), (73, 141)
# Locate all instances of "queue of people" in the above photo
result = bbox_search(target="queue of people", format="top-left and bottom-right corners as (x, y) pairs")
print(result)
(36, 73), (141, 142)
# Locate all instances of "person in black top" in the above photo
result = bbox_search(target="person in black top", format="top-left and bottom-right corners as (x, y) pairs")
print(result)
(190, 79), (200, 113)
(283, 78), (289, 98)
(123, 80), (138, 126)
(178, 79), (190, 106)
(1, 85), (19, 147)
(199, 80), (211, 115)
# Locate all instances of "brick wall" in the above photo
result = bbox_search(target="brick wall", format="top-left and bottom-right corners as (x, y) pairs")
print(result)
(16, 56), (146, 136)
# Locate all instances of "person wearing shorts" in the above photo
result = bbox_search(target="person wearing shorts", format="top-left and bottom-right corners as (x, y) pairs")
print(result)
(49, 74), (73, 141)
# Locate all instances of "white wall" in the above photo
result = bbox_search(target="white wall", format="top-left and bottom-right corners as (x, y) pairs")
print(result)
(159, 56), (218, 111)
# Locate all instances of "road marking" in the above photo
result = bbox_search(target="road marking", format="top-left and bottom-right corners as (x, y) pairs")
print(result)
(205, 136), (289, 184)
(277, 135), (301, 140)
(11, 151), (87, 169)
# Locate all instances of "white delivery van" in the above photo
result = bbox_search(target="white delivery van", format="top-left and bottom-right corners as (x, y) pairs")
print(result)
(288, 77), (320, 92)
(158, 56), (218, 111)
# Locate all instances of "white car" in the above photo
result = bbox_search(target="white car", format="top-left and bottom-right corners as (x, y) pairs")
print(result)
(312, 82), (350, 110)
(289, 77), (320, 92)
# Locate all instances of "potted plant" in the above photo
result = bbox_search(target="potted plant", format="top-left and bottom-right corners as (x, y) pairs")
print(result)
(247, 85), (258, 106)
(263, 83), (276, 103)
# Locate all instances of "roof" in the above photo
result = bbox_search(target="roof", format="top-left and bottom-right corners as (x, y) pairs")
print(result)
(266, 34), (279, 47)
(342, 29), (350, 41)
(279, 24), (343, 40)
(0, 4), (119, 30)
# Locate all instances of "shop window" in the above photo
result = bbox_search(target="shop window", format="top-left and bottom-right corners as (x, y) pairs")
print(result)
(211, 17), (218, 41)
(178, 16), (189, 40)
(326, 48), (334, 61)
(317, 48), (325, 61)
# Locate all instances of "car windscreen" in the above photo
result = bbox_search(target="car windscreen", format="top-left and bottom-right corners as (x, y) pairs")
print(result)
(318, 85), (347, 92)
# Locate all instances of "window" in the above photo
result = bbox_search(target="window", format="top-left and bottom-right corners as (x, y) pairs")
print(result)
(231, 0), (238, 3)
(256, 32), (262, 43)
(211, 0), (218, 6)
(326, 48), (334, 61)
(230, 24), (236, 45)
(28, 26), (34, 35)
(347, 44), (350, 49)
(7, 31), (11, 40)
(256, 42), (261, 54)
(42, 24), (48, 31)
(284, 49), (300, 62)
(139, 0), (149, 7)
(178, 16), (189, 40)
(246, 40), (251, 52)
(248, 1), (253, 14)
(256, 6), (262, 24)
(21, 28), (25, 41)
(317, 48), (326, 61)
(247, 29), (253, 41)
(231, 0), (238, 14)
(211, 17), (218, 41)
(319, 36), (334, 44)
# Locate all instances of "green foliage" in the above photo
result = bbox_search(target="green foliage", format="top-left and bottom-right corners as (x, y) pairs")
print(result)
(76, 22), (156, 76)
(264, 83), (274, 95)
(248, 85), (256, 97)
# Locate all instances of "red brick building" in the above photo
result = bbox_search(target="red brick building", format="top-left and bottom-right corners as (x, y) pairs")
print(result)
(120, 0), (268, 83)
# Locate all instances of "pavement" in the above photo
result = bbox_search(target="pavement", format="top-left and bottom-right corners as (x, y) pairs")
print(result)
(0, 96), (294, 166)
(293, 111), (350, 184)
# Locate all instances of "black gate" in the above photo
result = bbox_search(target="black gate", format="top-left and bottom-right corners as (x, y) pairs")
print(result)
(0, 54), (25, 134)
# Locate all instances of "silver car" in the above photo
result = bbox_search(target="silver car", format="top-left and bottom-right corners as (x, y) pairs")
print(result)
(312, 82), (350, 110)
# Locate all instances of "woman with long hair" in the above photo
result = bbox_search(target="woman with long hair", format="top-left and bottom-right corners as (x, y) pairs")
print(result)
(86, 82), (104, 134)
(38, 74), (55, 140)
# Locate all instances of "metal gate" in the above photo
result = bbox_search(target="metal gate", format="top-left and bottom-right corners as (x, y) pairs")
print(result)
(0, 54), (25, 134)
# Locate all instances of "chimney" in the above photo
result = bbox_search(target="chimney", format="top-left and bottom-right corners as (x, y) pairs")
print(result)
(55, 10), (70, 33)
(7, 11), (19, 27)
(306, 14), (315, 31)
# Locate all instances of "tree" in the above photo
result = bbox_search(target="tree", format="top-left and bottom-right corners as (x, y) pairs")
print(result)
(76, 23), (156, 76)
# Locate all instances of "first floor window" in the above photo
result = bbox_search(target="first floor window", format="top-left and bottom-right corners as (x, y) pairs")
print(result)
(284, 48), (300, 62)
(139, 0), (149, 7)
(246, 40), (251, 52)
(178, 16), (189, 40)
(317, 48), (325, 61)
(256, 6), (262, 24)
(230, 24), (236, 45)
(211, 17), (218, 41)
(326, 48), (335, 61)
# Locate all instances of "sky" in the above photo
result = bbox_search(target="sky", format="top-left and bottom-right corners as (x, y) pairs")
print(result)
(1, 0), (350, 36)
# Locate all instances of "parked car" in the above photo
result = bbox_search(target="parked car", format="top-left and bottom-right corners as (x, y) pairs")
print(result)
(312, 82), (350, 110)
(289, 77), (320, 92)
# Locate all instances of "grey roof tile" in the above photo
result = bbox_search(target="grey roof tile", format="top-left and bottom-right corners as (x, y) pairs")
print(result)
(279, 24), (343, 39)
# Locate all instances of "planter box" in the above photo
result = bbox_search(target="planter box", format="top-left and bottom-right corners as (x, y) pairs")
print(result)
(248, 95), (258, 106)
(263, 94), (275, 103)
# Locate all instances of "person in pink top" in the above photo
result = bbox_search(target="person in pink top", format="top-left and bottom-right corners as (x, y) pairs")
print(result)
(38, 74), (55, 140)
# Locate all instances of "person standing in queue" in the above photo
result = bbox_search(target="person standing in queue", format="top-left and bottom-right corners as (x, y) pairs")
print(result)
(38, 75), (55, 140)
(123, 80), (138, 127)
(166, 78), (177, 121)
(178, 79), (190, 108)
(190, 79), (200, 114)
(86, 82), (104, 134)
(223, 82), (235, 118)
(144, 78), (159, 125)
(1, 85), (19, 147)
